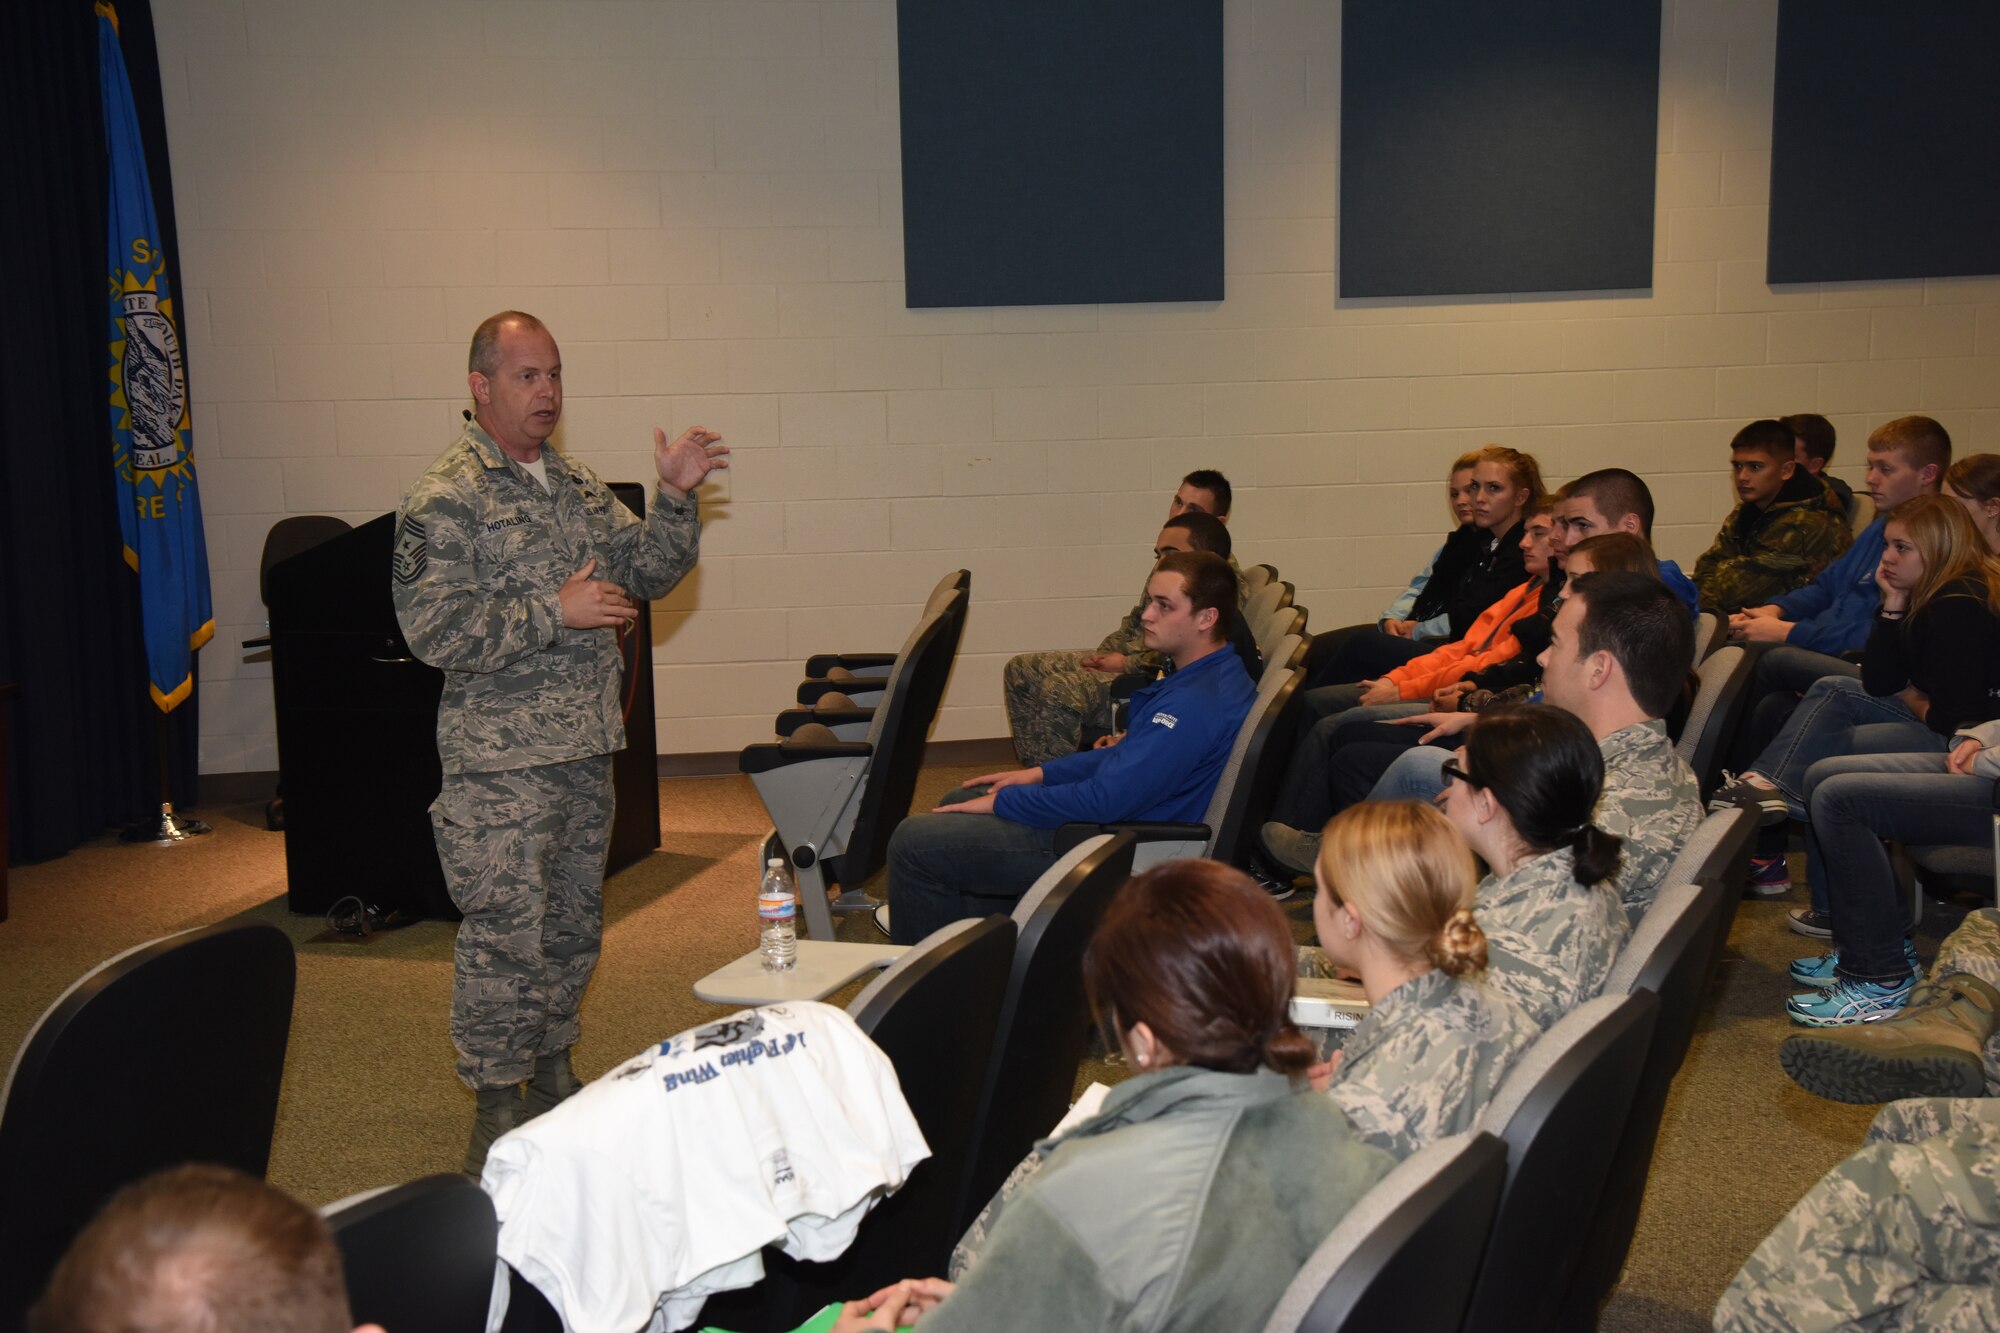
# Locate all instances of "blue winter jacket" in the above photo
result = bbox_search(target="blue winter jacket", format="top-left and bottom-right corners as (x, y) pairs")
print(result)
(995, 646), (1257, 829)
(1772, 518), (1886, 654)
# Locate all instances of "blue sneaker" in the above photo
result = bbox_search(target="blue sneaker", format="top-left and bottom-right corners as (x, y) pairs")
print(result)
(1789, 953), (1840, 988)
(1788, 940), (1920, 990)
(1786, 974), (1916, 1027)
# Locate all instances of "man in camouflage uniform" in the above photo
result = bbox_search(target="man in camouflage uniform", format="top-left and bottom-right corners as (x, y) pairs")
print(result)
(1323, 969), (1541, 1159)
(1003, 475), (1238, 765)
(1693, 418), (1852, 614)
(391, 310), (728, 1173)
(1783, 909), (2000, 1103)
(1536, 571), (1705, 923)
(1714, 1094), (2000, 1331)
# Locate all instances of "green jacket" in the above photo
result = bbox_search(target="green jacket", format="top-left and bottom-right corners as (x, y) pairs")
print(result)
(1692, 470), (1851, 614)
(940, 1066), (1393, 1333)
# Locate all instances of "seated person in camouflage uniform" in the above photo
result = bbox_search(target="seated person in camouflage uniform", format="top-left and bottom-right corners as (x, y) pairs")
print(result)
(886, 552), (1256, 945)
(1002, 470), (1237, 766)
(1692, 418), (1852, 614)
(1714, 1092), (2000, 1333)
(1298, 801), (1539, 1160)
(1437, 706), (1632, 1031)
(1275, 570), (1702, 926)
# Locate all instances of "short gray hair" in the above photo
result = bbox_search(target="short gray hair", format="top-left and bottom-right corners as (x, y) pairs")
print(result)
(468, 310), (549, 376)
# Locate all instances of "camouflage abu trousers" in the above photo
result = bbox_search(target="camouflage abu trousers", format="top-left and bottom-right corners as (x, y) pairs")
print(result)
(1930, 907), (2000, 1094)
(1002, 650), (1115, 767)
(432, 754), (613, 1090)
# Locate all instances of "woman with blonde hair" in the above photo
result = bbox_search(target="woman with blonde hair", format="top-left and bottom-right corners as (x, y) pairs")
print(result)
(1787, 496), (2000, 1019)
(1304, 801), (1539, 1159)
(1714, 494), (2000, 828)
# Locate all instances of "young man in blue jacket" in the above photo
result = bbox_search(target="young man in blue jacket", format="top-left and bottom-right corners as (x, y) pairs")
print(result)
(883, 550), (1257, 945)
(1720, 414), (1949, 915)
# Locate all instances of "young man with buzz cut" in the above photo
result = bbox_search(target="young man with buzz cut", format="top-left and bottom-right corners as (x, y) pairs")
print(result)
(888, 550), (1256, 944)
(1692, 419), (1852, 614)
(1550, 467), (1700, 615)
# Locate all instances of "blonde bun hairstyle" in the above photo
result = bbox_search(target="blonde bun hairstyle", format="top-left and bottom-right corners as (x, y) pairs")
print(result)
(1315, 802), (1486, 979)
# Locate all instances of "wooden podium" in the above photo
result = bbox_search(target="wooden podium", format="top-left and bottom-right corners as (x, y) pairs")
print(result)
(264, 484), (662, 920)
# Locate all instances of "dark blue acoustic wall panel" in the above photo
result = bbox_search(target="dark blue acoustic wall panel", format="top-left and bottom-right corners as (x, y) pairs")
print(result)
(1768, 1), (2000, 284)
(895, 1), (1222, 308)
(1339, 0), (1662, 298)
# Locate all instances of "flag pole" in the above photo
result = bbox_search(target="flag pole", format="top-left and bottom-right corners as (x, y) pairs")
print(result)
(120, 706), (209, 843)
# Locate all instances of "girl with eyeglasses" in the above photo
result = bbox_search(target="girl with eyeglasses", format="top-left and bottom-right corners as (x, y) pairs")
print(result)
(1436, 705), (1630, 1030)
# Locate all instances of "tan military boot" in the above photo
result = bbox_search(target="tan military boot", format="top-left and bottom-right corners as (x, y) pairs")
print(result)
(521, 1048), (584, 1119)
(1778, 972), (1999, 1104)
(464, 1084), (524, 1178)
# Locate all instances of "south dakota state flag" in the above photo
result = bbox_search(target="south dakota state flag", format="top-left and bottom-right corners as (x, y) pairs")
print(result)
(99, 1), (212, 711)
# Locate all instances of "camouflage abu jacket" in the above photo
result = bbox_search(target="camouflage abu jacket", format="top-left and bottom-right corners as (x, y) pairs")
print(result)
(1692, 469), (1852, 614)
(1328, 968), (1540, 1160)
(1594, 720), (1704, 924)
(1476, 847), (1631, 1031)
(392, 419), (699, 774)
(1715, 1096), (2000, 1332)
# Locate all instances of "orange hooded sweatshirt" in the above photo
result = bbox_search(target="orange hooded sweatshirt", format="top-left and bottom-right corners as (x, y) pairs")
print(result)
(1384, 579), (1545, 701)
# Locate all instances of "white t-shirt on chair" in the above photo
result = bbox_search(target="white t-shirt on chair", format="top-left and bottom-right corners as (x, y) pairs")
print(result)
(482, 1002), (929, 1333)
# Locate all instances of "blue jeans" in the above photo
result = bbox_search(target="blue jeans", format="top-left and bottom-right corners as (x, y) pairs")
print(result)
(1806, 756), (1997, 982)
(884, 788), (1059, 945)
(1728, 645), (1860, 775)
(1368, 745), (1453, 805)
(1272, 700), (1429, 829)
(1751, 675), (1930, 818)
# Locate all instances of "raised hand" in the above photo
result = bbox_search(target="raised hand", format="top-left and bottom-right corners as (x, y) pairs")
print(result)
(654, 425), (729, 499)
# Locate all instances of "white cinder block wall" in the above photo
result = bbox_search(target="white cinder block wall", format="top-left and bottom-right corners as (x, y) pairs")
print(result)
(156, 0), (2000, 774)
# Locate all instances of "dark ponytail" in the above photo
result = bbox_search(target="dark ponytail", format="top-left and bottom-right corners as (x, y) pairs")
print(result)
(1464, 705), (1617, 886)
(1569, 824), (1623, 889)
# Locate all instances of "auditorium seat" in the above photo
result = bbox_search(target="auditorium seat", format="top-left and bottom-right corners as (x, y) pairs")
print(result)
(1242, 578), (1295, 637)
(1261, 1132), (1507, 1333)
(694, 915), (1017, 1332)
(0, 922), (295, 1330)
(792, 570), (970, 710)
(1243, 563), (1279, 594)
(1847, 492), (1877, 537)
(1054, 641), (1305, 871)
(1460, 990), (1659, 1333)
(957, 831), (1138, 1233)
(1691, 610), (1723, 667)
(740, 589), (966, 937)
(326, 1174), (497, 1333)
(1674, 645), (1754, 798)
(1563, 882), (1731, 1327)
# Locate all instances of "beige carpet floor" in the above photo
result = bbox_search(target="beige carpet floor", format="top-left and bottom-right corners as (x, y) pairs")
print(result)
(1, 776), (1961, 1328)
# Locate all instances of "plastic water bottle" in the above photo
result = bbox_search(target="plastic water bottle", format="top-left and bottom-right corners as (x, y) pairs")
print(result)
(759, 856), (798, 972)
